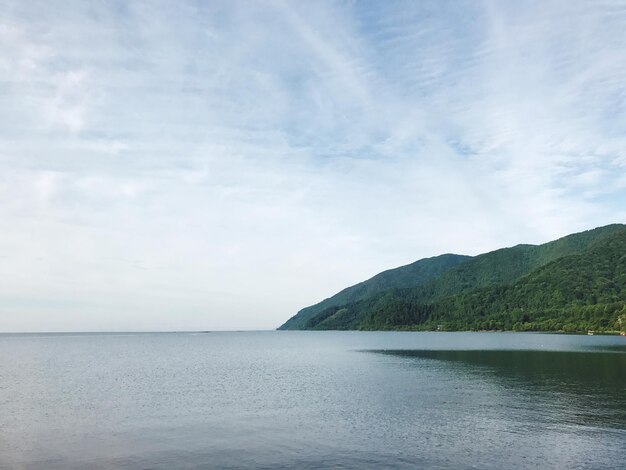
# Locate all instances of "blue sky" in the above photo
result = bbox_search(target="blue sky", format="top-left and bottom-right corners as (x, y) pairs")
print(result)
(0, 0), (624, 331)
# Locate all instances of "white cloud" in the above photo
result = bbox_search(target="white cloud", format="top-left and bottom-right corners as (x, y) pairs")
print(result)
(0, 0), (624, 331)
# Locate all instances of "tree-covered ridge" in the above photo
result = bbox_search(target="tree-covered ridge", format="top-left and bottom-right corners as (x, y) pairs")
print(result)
(398, 223), (626, 304)
(280, 224), (626, 333)
(279, 253), (471, 330)
(362, 227), (626, 332)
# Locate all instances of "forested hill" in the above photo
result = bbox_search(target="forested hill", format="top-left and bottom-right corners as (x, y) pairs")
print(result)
(279, 253), (471, 330)
(279, 224), (626, 333)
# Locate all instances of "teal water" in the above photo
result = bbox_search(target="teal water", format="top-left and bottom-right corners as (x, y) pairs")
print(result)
(0, 331), (624, 469)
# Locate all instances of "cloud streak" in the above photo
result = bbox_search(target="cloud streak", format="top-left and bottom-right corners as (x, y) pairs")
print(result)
(0, 0), (624, 331)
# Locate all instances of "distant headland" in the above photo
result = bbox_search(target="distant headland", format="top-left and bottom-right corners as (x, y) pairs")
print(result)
(279, 224), (626, 334)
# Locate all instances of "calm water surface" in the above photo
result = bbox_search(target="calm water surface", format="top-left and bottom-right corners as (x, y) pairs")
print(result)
(0, 331), (624, 469)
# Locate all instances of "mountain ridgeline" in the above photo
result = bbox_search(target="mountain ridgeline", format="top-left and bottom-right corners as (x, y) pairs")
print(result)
(279, 224), (626, 333)
(279, 253), (471, 330)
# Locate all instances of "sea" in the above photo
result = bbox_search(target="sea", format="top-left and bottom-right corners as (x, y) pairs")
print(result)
(0, 331), (624, 469)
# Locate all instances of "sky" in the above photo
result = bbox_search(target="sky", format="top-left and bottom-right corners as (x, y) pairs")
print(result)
(0, 0), (625, 332)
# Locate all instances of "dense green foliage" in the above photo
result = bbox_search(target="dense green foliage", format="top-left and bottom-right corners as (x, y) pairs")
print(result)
(279, 253), (471, 329)
(279, 224), (626, 333)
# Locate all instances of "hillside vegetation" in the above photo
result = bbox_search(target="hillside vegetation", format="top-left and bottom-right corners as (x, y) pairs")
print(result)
(279, 253), (471, 330)
(279, 224), (626, 333)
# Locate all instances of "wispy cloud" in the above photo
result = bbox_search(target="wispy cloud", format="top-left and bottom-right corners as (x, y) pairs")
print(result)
(0, 0), (624, 331)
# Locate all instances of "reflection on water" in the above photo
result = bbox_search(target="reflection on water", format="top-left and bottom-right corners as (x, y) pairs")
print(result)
(371, 349), (626, 429)
(1, 332), (625, 469)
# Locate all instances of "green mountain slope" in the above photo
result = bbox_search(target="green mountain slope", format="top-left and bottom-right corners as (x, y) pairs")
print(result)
(362, 227), (626, 332)
(278, 253), (471, 330)
(280, 224), (626, 333)
(408, 223), (625, 302)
